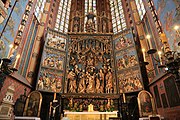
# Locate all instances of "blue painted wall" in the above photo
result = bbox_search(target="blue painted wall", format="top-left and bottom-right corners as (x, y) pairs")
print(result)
(153, 0), (180, 51)
(0, 0), (28, 58)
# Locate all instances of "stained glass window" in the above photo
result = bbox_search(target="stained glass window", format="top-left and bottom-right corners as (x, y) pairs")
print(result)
(110, 0), (127, 34)
(55, 0), (72, 33)
(135, 0), (146, 20)
(35, 0), (46, 22)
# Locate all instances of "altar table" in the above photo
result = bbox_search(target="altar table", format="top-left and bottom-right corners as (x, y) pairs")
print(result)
(64, 111), (118, 120)
(14, 116), (41, 120)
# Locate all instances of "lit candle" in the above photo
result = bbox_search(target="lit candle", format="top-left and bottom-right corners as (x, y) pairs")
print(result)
(146, 35), (153, 49)
(123, 93), (126, 103)
(142, 48), (146, 62)
(53, 92), (56, 100)
(0, 59), (3, 68)
(174, 25), (180, 36)
(158, 51), (162, 65)
(13, 54), (20, 68)
(7, 44), (13, 58)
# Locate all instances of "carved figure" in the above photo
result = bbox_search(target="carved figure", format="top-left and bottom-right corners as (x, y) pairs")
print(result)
(68, 70), (76, 93)
(86, 73), (95, 93)
(73, 11), (80, 32)
(68, 98), (73, 109)
(50, 102), (59, 117)
(98, 69), (104, 88)
(106, 99), (111, 111)
(85, 12), (96, 32)
(95, 77), (100, 93)
(38, 76), (44, 89)
(106, 69), (113, 93)
(78, 71), (86, 93)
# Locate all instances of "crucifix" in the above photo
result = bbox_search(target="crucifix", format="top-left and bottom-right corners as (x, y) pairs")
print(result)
(49, 92), (59, 120)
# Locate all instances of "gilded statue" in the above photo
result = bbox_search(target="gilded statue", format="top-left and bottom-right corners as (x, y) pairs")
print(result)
(106, 69), (113, 93)
(86, 73), (95, 93)
(95, 77), (100, 93)
(78, 70), (86, 93)
(68, 70), (76, 93)
(73, 11), (80, 32)
(68, 98), (73, 109)
(98, 69), (104, 87)
(85, 12), (96, 32)
(106, 99), (111, 111)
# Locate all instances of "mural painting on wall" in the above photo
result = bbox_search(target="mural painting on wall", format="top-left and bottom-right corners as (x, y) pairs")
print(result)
(154, 0), (180, 51)
(65, 36), (116, 94)
(117, 67), (143, 93)
(37, 31), (67, 93)
(116, 47), (139, 71)
(0, 0), (28, 58)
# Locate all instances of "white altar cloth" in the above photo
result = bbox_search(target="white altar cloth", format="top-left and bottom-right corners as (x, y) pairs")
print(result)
(64, 111), (118, 120)
(14, 116), (41, 120)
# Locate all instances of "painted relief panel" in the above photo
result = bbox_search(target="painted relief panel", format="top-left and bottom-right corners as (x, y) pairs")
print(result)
(117, 67), (143, 93)
(114, 30), (143, 93)
(114, 32), (134, 51)
(0, 0), (28, 58)
(65, 36), (116, 94)
(36, 30), (67, 93)
(37, 68), (63, 92)
(42, 48), (64, 70)
(153, 0), (180, 51)
(46, 33), (66, 51)
(116, 47), (139, 71)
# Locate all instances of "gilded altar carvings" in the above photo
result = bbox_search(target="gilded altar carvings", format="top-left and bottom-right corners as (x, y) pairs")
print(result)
(65, 98), (115, 112)
(65, 36), (116, 94)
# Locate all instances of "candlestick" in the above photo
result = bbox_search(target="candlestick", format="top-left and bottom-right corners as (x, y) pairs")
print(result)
(13, 54), (20, 68)
(53, 92), (56, 100)
(142, 48), (146, 62)
(146, 35), (153, 49)
(123, 93), (126, 103)
(158, 51), (162, 65)
(7, 44), (13, 58)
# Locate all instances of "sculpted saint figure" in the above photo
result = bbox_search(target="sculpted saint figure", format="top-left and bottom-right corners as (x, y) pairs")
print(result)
(78, 70), (86, 93)
(68, 70), (76, 93)
(106, 69), (113, 93)
(86, 73), (95, 93)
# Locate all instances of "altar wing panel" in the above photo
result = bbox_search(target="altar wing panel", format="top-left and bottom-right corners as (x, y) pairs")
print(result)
(36, 29), (67, 93)
(114, 29), (144, 93)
